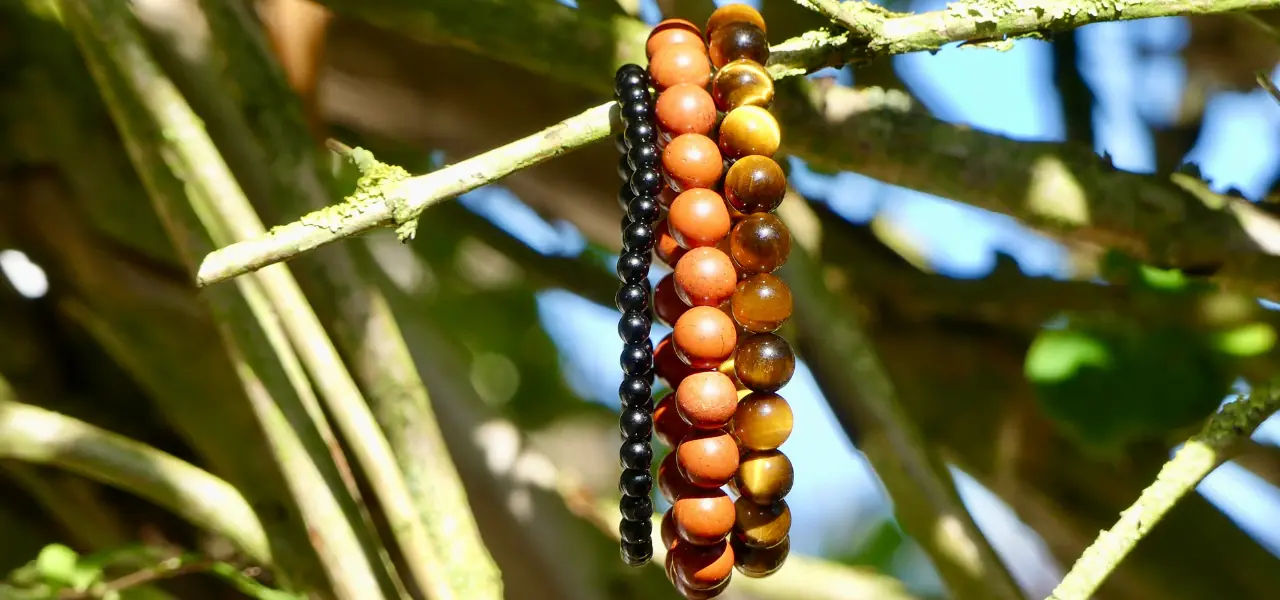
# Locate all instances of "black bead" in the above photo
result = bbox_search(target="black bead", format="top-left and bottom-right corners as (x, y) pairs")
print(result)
(617, 154), (633, 182)
(620, 407), (653, 439)
(618, 183), (637, 210)
(620, 493), (654, 520)
(621, 541), (653, 567)
(618, 310), (652, 344)
(614, 133), (629, 154)
(618, 376), (652, 407)
(616, 252), (650, 283)
(624, 122), (657, 147)
(617, 85), (649, 105)
(627, 196), (660, 225)
(615, 283), (650, 313)
(621, 99), (653, 124)
(627, 142), (660, 171)
(618, 468), (653, 497)
(619, 517), (654, 544)
(622, 222), (655, 253)
(621, 343), (653, 376)
(614, 64), (647, 96)
(630, 168), (663, 196)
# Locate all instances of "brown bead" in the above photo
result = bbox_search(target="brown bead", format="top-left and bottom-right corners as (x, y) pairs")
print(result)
(650, 44), (712, 91)
(734, 449), (793, 504)
(711, 59), (774, 112)
(725, 155), (786, 214)
(705, 3), (767, 40)
(655, 392), (692, 449)
(674, 248), (737, 307)
(732, 535), (790, 578)
(673, 307), (737, 368)
(673, 488), (736, 545)
(676, 577), (729, 599)
(677, 429), (740, 488)
(655, 335), (699, 389)
(669, 189), (732, 249)
(670, 538), (734, 590)
(654, 217), (688, 268)
(676, 371), (739, 429)
(663, 134), (724, 192)
(647, 19), (705, 59)
(661, 508), (680, 550)
(718, 106), (781, 159)
(731, 392), (793, 450)
(734, 333), (795, 392)
(659, 451), (701, 502)
(654, 274), (690, 328)
(730, 214), (790, 274)
(731, 274), (793, 333)
(733, 498), (790, 548)
(656, 84), (718, 138)
(709, 21), (769, 69)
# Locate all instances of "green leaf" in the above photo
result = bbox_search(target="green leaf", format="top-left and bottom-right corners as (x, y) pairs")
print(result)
(1214, 323), (1277, 357)
(34, 544), (78, 586)
(1025, 329), (1112, 383)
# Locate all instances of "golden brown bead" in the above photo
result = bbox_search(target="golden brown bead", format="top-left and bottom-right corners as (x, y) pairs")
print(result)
(734, 449), (794, 504)
(655, 335), (699, 389)
(733, 497), (791, 548)
(673, 306), (738, 369)
(668, 189), (731, 249)
(673, 488), (736, 545)
(663, 134), (724, 191)
(661, 508), (680, 550)
(654, 274), (690, 327)
(676, 577), (729, 600)
(717, 357), (747, 391)
(732, 535), (790, 578)
(659, 451), (701, 502)
(655, 392), (692, 449)
(674, 247), (737, 307)
(656, 84), (719, 137)
(711, 59), (774, 112)
(676, 371), (739, 429)
(724, 155), (786, 214)
(731, 392), (793, 450)
(708, 21), (769, 69)
(647, 18), (705, 59)
(650, 44), (713, 91)
(731, 273), (793, 333)
(718, 106), (781, 159)
(670, 539), (735, 590)
(734, 332), (795, 392)
(705, 3), (767, 40)
(677, 429), (740, 488)
(730, 213), (791, 274)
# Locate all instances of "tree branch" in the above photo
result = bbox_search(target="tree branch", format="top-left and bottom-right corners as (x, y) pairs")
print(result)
(1045, 388), (1280, 600)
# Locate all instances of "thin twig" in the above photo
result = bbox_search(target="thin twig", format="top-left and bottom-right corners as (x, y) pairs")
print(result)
(1259, 71), (1280, 106)
(1046, 388), (1280, 600)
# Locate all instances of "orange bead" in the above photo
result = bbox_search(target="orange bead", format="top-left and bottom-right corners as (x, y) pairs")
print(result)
(711, 59), (775, 112)
(663, 134), (723, 192)
(654, 217), (688, 268)
(649, 44), (712, 91)
(675, 371), (739, 429)
(673, 488), (735, 545)
(655, 335), (699, 388)
(647, 19), (705, 59)
(661, 508), (680, 550)
(656, 84), (718, 137)
(668, 189), (732, 249)
(674, 247), (737, 307)
(673, 306), (737, 368)
(655, 392), (692, 448)
(658, 451), (702, 502)
(705, 3), (767, 40)
(670, 539), (735, 590)
(654, 274), (690, 327)
(676, 429), (740, 488)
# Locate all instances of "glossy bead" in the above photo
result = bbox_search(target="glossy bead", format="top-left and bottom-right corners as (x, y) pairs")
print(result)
(654, 393), (692, 449)
(674, 248), (737, 308)
(630, 167), (663, 196)
(655, 336), (699, 389)
(705, 3), (767, 40)
(734, 333), (795, 392)
(616, 252), (649, 283)
(734, 449), (793, 504)
(734, 498), (790, 548)
(719, 358), (748, 392)
(653, 274), (690, 328)
(732, 535), (789, 578)
(621, 98), (654, 124)
(725, 156), (786, 214)
(658, 451), (700, 503)
(670, 539), (734, 590)
(709, 21), (769, 69)
(676, 429), (739, 488)
(627, 142), (661, 172)
(730, 214), (791, 273)
(731, 392), (793, 450)
(620, 517), (654, 544)
(673, 306), (737, 368)
(622, 540), (653, 566)
(615, 63), (648, 96)
(649, 44), (712, 91)
(622, 221), (655, 253)
(619, 468), (653, 497)
(673, 488), (736, 545)
(718, 106), (781, 159)
(731, 274), (792, 333)
(621, 342), (654, 377)
(675, 371), (739, 429)
(619, 375), (652, 408)
(675, 576), (729, 599)
(653, 217), (687, 268)
(662, 134), (723, 192)
(711, 59), (775, 112)
(661, 508), (680, 550)
(617, 84), (649, 105)
(620, 406), (653, 439)
(668, 189), (732, 249)
(620, 439), (653, 470)
(647, 18), (705, 59)
(625, 121), (657, 147)
(621, 495), (654, 524)
(616, 282), (649, 313)
(627, 196), (660, 224)
(656, 84), (718, 137)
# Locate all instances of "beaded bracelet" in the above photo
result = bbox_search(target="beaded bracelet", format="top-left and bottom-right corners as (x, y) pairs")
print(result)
(619, 4), (796, 597)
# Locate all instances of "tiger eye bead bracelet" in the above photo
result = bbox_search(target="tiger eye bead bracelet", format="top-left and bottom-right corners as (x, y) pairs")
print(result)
(608, 4), (798, 597)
